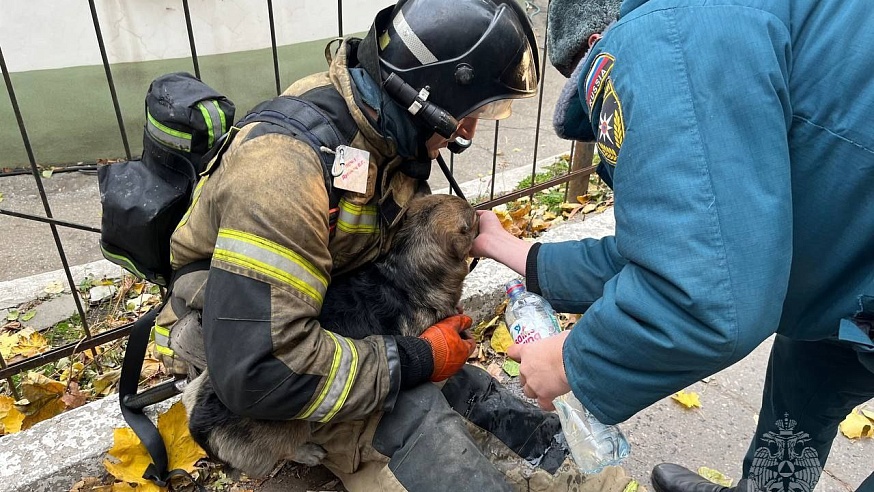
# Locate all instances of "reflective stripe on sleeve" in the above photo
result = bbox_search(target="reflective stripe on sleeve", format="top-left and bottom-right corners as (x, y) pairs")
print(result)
(213, 228), (328, 305)
(296, 331), (359, 422)
(336, 199), (379, 234)
(146, 111), (192, 151)
(153, 324), (174, 356)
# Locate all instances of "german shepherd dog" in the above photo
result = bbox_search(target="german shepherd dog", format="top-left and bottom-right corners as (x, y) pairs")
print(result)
(182, 194), (478, 477)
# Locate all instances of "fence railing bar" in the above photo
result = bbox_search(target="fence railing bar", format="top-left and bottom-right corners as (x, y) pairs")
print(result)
(0, 321), (135, 380)
(0, 47), (37, 173)
(0, 45), (96, 352)
(337, 0), (344, 37)
(0, 209), (101, 234)
(475, 165), (596, 212)
(528, 11), (551, 199)
(182, 0), (201, 79)
(88, 0), (131, 161)
(490, 120), (500, 200)
(448, 152), (455, 196)
(267, 0), (281, 95)
(0, 352), (20, 400)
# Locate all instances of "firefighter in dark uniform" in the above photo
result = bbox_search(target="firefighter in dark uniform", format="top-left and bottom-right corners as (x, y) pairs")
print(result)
(154, 0), (639, 490)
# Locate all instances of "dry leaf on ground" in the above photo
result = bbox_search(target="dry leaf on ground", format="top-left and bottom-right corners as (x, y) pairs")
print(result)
(502, 359), (520, 377)
(44, 281), (64, 294)
(671, 390), (702, 409)
(490, 323), (513, 354)
(839, 408), (874, 439)
(61, 382), (88, 410)
(486, 361), (504, 380)
(0, 327), (50, 360)
(698, 467), (732, 487)
(0, 394), (25, 435)
(104, 401), (206, 490)
(16, 372), (67, 430)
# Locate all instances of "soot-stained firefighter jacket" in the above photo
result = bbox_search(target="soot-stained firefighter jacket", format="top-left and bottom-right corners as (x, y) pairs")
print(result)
(156, 39), (434, 422)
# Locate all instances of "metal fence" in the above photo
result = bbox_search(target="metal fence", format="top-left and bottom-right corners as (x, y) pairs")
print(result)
(0, 0), (595, 394)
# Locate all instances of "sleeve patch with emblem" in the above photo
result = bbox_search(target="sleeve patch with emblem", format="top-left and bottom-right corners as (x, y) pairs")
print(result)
(585, 53), (615, 112)
(596, 79), (624, 166)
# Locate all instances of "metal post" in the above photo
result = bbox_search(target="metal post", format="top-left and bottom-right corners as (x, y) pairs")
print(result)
(182, 0), (201, 79)
(337, 0), (344, 37)
(88, 0), (131, 160)
(528, 9), (550, 199)
(490, 121), (500, 200)
(267, 0), (281, 95)
(0, 45), (95, 352)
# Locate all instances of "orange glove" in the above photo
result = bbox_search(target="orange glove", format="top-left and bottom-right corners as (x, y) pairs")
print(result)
(419, 314), (476, 381)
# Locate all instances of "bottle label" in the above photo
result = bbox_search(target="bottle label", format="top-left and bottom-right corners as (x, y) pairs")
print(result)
(508, 315), (561, 345)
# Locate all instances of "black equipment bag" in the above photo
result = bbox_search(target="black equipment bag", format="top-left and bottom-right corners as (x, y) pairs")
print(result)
(98, 72), (235, 286)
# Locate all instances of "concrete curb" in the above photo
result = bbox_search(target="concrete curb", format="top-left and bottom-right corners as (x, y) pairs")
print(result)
(0, 165), (615, 492)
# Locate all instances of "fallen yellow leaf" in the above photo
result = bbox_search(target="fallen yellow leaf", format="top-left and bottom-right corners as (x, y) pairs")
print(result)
(104, 401), (206, 489)
(490, 323), (513, 354)
(104, 428), (164, 492)
(11, 328), (50, 358)
(111, 482), (139, 491)
(93, 369), (122, 396)
(16, 372), (67, 430)
(839, 409), (873, 439)
(0, 394), (25, 435)
(698, 467), (732, 487)
(509, 202), (531, 220)
(141, 358), (163, 380)
(671, 390), (702, 409)
(44, 281), (64, 294)
(472, 315), (499, 342)
(860, 407), (874, 422)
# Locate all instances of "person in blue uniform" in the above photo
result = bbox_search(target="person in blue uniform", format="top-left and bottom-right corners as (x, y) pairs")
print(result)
(471, 1), (874, 491)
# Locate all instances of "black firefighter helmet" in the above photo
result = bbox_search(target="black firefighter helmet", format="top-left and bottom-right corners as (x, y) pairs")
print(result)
(361, 0), (540, 137)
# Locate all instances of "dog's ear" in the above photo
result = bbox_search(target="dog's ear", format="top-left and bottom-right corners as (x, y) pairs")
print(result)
(450, 225), (474, 260)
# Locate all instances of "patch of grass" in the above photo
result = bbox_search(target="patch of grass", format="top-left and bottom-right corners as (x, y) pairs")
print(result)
(512, 156), (572, 215)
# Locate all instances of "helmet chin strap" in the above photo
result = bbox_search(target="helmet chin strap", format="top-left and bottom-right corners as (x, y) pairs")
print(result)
(435, 151), (480, 273)
(448, 136), (471, 154)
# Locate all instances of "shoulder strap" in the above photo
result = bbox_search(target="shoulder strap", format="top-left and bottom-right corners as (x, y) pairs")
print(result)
(235, 87), (357, 229)
(118, 260), (211, 489)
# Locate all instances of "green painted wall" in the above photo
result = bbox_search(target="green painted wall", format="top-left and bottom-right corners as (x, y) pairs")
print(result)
(1, 37), (342, 169)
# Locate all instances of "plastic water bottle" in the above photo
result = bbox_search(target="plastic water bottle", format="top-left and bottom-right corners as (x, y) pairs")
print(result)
(504, 279), (631, 473)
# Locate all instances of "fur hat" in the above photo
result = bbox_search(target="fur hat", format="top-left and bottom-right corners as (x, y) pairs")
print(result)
(547, 0), (621, 77)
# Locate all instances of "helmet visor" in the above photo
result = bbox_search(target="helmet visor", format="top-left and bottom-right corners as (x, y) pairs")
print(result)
(468, 98), (514, 120)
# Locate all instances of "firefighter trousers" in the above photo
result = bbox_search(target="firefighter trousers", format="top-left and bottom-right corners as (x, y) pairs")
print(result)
(310, 365), (638, 492)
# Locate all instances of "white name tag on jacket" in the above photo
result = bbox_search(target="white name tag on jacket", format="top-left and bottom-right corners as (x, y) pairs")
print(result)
(331, 145), (369, 194)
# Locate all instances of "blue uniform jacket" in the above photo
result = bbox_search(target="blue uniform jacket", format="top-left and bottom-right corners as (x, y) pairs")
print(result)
(536, 0), (874, 424)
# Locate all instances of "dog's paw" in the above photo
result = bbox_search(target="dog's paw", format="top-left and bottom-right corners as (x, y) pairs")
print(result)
(290, 442), (327, 467)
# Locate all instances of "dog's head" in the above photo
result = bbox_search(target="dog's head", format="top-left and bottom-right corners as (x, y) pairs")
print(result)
(397, 194), (478, 262)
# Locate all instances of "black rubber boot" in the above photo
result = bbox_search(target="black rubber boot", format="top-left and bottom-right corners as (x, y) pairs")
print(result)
(441, 365), (569, 474)
(652, 464), (759, 492)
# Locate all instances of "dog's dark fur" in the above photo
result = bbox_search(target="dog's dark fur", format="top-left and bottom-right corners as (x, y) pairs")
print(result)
(183, 194), (477, 477)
